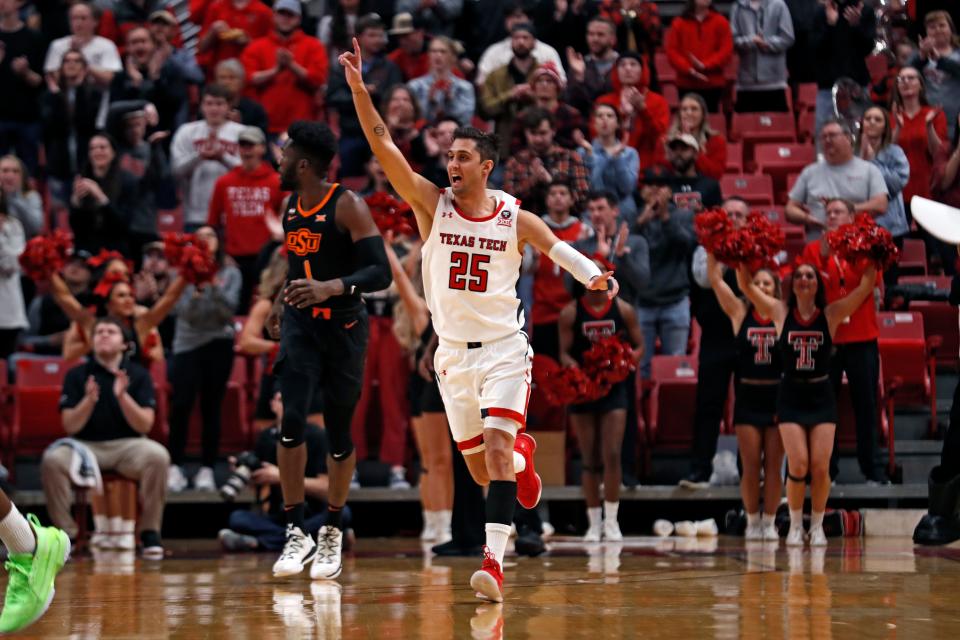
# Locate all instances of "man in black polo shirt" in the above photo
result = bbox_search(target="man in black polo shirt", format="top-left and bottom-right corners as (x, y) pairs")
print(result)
(41, 316), (169, 558)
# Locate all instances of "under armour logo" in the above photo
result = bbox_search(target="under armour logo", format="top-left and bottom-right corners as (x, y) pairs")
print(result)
(440, 369), (447, 376)
(441, 211), (454, 219)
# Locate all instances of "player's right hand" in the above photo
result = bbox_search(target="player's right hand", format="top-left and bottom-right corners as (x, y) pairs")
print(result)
(338, 37), (365, 92)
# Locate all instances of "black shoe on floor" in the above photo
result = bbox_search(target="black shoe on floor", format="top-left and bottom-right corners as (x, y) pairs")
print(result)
(678, 470), (711, 490)
(514, 528), (546, 557)
(431, 539), (483, 556)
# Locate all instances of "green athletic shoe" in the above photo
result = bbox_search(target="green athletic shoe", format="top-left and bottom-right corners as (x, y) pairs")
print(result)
(0, 514), (71, 634)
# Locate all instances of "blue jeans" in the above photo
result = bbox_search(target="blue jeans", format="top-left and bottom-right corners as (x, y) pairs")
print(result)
(637, 299), (691, 379)
(227, 505), (353, 551)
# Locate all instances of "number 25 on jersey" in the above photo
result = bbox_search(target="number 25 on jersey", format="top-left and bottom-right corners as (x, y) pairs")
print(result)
(448, 251), (489, 292)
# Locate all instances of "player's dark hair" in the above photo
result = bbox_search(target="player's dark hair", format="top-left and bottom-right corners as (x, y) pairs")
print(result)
(587, 190), (618, 208)
(452, 127), (499, 164)
(287, 120), (338, 176)
(202, 83), (232, 102)
(521, 107), (554, 132)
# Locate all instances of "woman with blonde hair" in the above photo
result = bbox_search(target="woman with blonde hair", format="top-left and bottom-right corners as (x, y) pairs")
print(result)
(662, 92), (726, 179)
(0, 155), (43, 239)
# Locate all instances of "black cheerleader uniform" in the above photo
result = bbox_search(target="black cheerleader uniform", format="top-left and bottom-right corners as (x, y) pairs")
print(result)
(733, 309), (781, 427)
(776, 307), (837, 427)
(409, 322), (446, 417)
(569, 298), (630, 415)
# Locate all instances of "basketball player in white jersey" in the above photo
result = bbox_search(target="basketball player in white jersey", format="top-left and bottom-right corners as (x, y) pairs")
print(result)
(341, 39), (618, 602)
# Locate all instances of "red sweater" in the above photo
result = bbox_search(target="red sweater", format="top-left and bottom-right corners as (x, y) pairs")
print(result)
(800, 240), (878, 343)
(207, 161), (285, 257)
(596, 88), (670, 171)
(198, 0), (273, 73)
(894, 106), (947, 206)
(532, 218), (586, 324)
(664, 10), (733, 90)
(241, 31), (329, 134)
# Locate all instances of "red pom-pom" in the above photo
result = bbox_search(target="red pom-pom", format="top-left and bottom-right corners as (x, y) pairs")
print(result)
(826, 213), (899, 270)
(533, 355), (597, 406)
(161, 232), (217, 285)
(705, 211), (784, 270)
(87, 249), (131, 273)
(581, 335), (636, 390)
(365, 192), (416, 237)
(694, 208), (732, 254)
(19, 230), (73, 281)
(93, 270), (129, 298)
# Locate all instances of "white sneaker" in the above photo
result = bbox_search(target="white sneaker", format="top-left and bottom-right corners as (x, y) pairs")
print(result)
(744, 522), (764, 541)
(273, 525), (317, 577)
(603, 518), (623, 542)
(760, 520), (780, 542)
(808, 526), (827, 547)
(583, 523), (601, 543)
(113, 533), (136, 551)
(310, 525), (343, 580)
(167, 465), (188, 492)
(786, 527), (805, 547)
(91, 532), (114, 549)
(193, 466), (216, 492)
(389, 467), (411, 490)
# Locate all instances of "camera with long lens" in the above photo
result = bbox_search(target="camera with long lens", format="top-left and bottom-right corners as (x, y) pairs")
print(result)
(220, 451), (261, 501)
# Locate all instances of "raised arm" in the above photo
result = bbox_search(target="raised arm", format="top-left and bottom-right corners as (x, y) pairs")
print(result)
(707, 253), (748, 333)
(339, 39), (439, 238)
(138, 275), (188, 330)
(617, 300), (645, 363)
(518, 209), (618, 298)
(49, 272), (93, 324)
(385, 237), (430, 336)
(736, 264), (785, 327)
(825, 264), (877, 336)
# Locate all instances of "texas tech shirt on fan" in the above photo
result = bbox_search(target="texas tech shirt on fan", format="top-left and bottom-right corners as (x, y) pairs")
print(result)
(422, 189), (524, 343)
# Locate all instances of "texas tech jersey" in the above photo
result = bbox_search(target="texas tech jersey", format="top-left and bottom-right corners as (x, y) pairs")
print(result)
(736, 309), (780, 380)
(779, 307), (832, 379)
(422, 188), (523, 343)
(283, 184), (363, 318)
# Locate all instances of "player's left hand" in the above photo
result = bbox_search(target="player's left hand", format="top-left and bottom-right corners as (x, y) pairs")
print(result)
(284, 278), (340, 308)
(587, 271), (619, 299)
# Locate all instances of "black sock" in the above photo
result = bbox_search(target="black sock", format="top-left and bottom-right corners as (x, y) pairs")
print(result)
(285, 503), (305, 531)
(325, 504), (343, 531)
(485, 480), (517, 526)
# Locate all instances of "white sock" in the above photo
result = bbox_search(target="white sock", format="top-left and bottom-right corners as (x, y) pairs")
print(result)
(587, 507), (602, 529)
(485, 523), (512, 568)
(746, 512), (761, 529)
(0, 505), (37, 555)
(603, 501), (619, 524)
(789, 509), (804, 531)
(762, 512), (777, 527)
(810, 511), (825, 531)
(513, 451), (526, 474)
(93, 514), (109, 533)
(437, 510), (452, 535)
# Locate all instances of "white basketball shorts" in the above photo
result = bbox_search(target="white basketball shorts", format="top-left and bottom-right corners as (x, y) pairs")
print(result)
(434, 331), (532, 455)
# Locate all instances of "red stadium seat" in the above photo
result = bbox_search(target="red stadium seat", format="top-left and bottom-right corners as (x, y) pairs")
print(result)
(12, 358), (75, 458)
(865, 53), (889, 85)
(655, 51), (677, 87)
(725, 141), (744, 174)
(836, 368), (897, 478)
(898, 239), (928, 276)
(797, 110), (816, 142)
(0, 359), (10, 471)
(911, 298), (959, 370)
(753, 143), (816, 200)
(730, 112), (797, 144)
(663, 84), (679, 111)
(795, 83), (817, 114)
(720, 174), (774, 206)
(157, 206), (183, 234)
(723, 54), (739, 82)
(876, 311), (937, 436)
(644, 355), (699, 452)
(707, 113), (727, 138)
(187, 356), (251, 455)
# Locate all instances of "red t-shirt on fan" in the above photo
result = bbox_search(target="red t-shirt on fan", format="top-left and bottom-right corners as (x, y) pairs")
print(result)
(800, 240), (879, 343)
(207, 161), (285, 257)
(532, 217), (587, 325)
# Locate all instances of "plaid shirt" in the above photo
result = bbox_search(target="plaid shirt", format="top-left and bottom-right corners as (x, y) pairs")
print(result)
(502, 144), (590, 213)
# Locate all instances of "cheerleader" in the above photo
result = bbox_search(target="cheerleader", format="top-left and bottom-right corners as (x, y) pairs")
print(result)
(706, 253), (783, 541)
(558, 274), (644, 542)
(738, 261), (877, 546)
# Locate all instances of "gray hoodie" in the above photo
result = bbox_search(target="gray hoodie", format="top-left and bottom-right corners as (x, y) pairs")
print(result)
(633, 207), (697, 307)
(730, 0), (795, 91)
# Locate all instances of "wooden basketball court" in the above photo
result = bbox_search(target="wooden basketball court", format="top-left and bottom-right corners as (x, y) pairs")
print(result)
(5, 536), (960, 638)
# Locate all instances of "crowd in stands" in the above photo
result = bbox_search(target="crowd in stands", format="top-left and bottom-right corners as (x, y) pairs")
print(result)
(2, 0), (960, 553)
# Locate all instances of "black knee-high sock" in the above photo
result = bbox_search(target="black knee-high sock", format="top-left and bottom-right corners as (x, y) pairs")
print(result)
(325, 505), (343, 530)
(285, 503), (305, 531)
(486, 480), (517, 525)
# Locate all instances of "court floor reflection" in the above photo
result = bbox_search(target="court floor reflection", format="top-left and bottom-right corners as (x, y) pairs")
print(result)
(8, 536), (960, 639)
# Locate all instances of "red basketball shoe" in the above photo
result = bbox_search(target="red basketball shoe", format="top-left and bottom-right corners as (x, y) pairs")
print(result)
(514, 433), (542, 509)
(470, 546), (504, 602)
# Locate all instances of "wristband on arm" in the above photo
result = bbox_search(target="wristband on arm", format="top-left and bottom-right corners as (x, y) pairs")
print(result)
(548, 241), (603, 285)
(340, 235), (393, 294)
